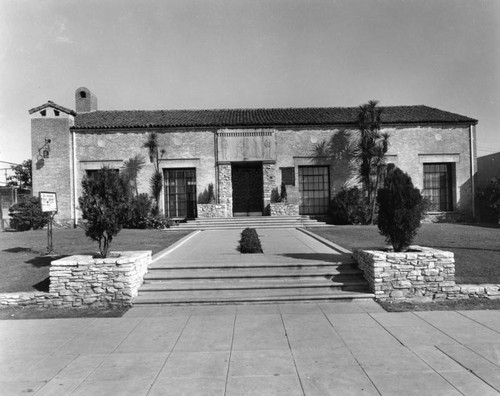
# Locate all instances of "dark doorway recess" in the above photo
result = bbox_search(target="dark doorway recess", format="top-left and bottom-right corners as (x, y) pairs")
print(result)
(232, 162), (263, 216)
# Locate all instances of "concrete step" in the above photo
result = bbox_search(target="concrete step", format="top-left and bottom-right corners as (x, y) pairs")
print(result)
(140, 279), (369, 292)
(187, 216), (307, 222)
(133, 291), (375, 305)
(144, 267), (364, 282)
(148, 260), (356, 270)
(172, 215), (328, 230)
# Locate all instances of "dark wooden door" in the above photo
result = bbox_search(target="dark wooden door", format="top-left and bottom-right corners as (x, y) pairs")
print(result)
(232, 164), (263, 215)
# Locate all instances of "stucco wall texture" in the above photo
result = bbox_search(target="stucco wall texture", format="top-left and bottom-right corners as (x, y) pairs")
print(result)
(72, 126), (473, 207)
(31, 107), (475, 224)
(31, 116), (74, 222)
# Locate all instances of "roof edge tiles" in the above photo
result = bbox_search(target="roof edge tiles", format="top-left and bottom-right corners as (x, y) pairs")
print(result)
(70, 105), (477, 130)
(29, 101), (77, 116)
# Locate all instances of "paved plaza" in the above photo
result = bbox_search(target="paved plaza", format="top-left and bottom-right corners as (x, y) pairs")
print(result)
(1, 301), (500, 395)
(1, 228), (500, 395)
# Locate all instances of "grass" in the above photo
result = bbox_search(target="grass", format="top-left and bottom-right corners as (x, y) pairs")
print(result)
(0, 306), (129, 320)
(309, 223), (500, 284)
(378, 298), (500, 312)
(0, 228), (191, 293)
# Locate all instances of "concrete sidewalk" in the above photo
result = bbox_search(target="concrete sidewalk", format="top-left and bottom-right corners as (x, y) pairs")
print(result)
(1, 301), (500, 395)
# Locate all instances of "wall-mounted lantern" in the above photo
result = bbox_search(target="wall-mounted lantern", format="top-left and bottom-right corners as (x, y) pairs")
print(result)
(38, 138), (51, 159)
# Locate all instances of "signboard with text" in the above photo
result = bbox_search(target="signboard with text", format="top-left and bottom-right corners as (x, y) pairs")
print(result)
(39, 192), (58, 213)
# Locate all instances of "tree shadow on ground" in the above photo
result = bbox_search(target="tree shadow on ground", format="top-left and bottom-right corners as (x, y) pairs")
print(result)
(462, 222), (500, 229)
(33, 277), (50, 292)
(422, 245), (500, 253)
(3, 247), (36, 253)
(25, 255), (67, 268)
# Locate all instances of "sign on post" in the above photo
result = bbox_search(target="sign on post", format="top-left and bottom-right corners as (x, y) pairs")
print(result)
(39, 192), (57, 254)
(40, 192), (58, 213)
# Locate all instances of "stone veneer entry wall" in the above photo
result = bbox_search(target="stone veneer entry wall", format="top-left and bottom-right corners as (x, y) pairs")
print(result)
(0, 251), (151, 308)
(353, 246), (500, 301)
(269, 203), (300, 216)
(197, 204), (229, 218)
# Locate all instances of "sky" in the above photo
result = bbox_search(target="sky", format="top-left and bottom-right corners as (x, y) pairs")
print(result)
(0, 0), (499, 172)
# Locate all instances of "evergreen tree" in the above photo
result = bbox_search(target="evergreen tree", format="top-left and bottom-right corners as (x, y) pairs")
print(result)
(79, 167), (131, 258)
(377, 164), (424, 252)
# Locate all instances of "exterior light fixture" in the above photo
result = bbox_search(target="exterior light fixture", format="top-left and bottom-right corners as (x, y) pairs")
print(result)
(38, 138), (51, 159)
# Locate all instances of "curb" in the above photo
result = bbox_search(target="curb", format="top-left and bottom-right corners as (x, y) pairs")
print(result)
(151, 230), (201, 264)
(297, 228), (352, 254)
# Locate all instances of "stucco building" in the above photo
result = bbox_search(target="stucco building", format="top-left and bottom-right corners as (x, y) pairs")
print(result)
(30, 88), (478, 226)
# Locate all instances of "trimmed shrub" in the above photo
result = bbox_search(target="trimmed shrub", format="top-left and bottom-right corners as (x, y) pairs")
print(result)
(239, 228), (263, 253)
(328, 187), (370, 225)
(8, 197), (50, 231)
(123, 193), (152, 229)
(79, 167), (131, 258)
(377, 164), (424, 252)
(280, 182), (287, 202)
(270, 187), (281, 203)
(477, 177), (500, 222)
(145, 214), (173, 229)
(198, 183), (216, 204)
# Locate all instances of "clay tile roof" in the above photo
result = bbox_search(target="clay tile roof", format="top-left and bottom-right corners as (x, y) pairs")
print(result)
(72, 105), (477, 130)
(29, 101), (76, 116)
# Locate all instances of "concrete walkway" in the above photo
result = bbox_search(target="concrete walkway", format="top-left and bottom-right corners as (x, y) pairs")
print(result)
(1, 302), (500, 395)
(152, 228), (351, 268)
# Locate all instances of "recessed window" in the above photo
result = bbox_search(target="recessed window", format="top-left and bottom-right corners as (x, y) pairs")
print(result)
(80, 91), (87, 99)
(299, 166), (330, 215)
(54, 110), (60, 116)
(40, 110), (46, 116)
(423, 163), (453, 211)
(280, 167), (295, 186)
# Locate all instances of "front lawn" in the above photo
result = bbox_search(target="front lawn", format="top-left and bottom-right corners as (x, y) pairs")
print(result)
(309, 223), (500, 284)
(0, 228), (191, 293)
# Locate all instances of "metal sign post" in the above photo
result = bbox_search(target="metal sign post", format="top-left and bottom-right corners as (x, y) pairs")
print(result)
(39, 192), (58, 255)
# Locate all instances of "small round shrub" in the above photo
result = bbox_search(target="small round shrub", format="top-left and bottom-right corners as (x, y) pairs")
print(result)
(329, 187), (370, 225)
(377, 164), (424, 252)
(8, 197), (50, 231)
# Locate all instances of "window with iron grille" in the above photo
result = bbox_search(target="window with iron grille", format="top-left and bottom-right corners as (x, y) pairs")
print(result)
(298, 166), (330, 215)
(423, 163), (453, 211)
(164, 168), (197, 218)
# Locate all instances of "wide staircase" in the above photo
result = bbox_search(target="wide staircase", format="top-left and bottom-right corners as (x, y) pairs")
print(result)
(173, 216), (328, 231)
(134, 229), (373, 305)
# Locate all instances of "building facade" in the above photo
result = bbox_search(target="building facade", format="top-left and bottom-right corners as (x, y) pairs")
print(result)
(30, 88), (478, 225)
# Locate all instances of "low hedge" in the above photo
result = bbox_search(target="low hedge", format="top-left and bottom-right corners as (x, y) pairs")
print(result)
(239, 228), (263, 253)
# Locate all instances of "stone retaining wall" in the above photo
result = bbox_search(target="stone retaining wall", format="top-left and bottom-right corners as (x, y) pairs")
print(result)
(269, 203), (299, 216)
(353, 246), (456, 300)
(353, 246), (500, 301)
(0, 251), (151, 308)
(197, 204), (229, 218)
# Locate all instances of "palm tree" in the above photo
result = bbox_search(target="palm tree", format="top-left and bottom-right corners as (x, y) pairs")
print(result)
(121, 154), (146, 196)
(143, 132), (165, 214)
(352, 100), (389, 223)
(310, 100), (389, 224)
